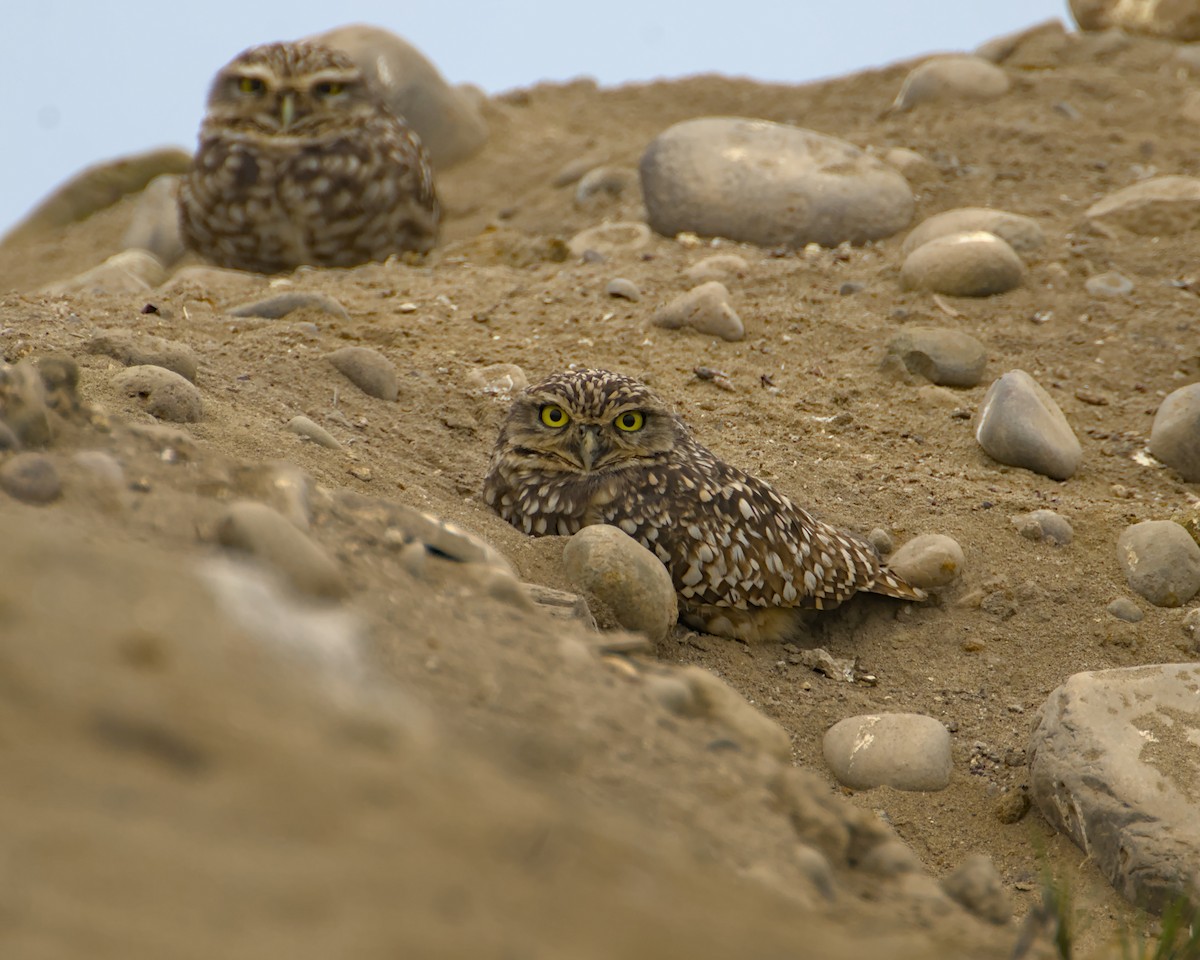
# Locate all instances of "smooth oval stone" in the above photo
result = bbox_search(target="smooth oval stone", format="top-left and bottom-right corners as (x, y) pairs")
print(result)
(884, 326), (987, 387)
(327, 347), (399, 401)
(216, 500), (347, 600)
(0, 452), (62, 505)
(652, 282), (744, 341)
(87, 331), (199, 383)
(1085, 176), (1200, 235)
(111, 365), (202, 422)
(1116, 520), (1200, 607)
(574, 166), (636, 206)
(41, 250), (166, 296)
(286, 416), (342, 450)
(900, 232), (1024, 297)
(886, 534), (965, 589)
(823, 713), (952, 791)
(606, 277), (641, 301)
(890, 56), (1011, 112)
(308, 24), (487, 169)
(1011, 509), (1073, 546)
(684, 254), (750, 283)
(1105, 597), (1144, 623)
(901, 207), (1044, 256)
(121, 174), (185, 267)
(640, 117), (913, 247)
(562, 524), (678, 642)
(1150, 383), (1200, 481)
(230, 292), (348, 320)
(882, 147), (938, 183)
(1085, 271), (1134, 297)
(567, 221), (651, 259)
(975, 370), (1082, 480)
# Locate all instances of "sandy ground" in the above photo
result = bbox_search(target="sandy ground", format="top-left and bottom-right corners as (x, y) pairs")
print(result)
(1, 20), (1198, 957)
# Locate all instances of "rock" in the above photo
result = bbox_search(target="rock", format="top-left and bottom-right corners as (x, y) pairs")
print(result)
(69, 450), (128, 513)
(1029, 664), (1200, 913)
(1184, 609), (1200, 646)
(883, 327), (987, 387)
(308, 24), (487, 169)
(1069, 0), (1200, 40)
(605, 278), (641, 301)
(1011, 509), (1074, 546)
(1116, 520), (1200, 607)
(900, 232), (1024, 298)
(639, 117), (913, 247)
(0, 452), (62, 505)
(975, 18), (1069, 63)
(1085, 271), (1134, 297)
(645, 674), (695, 715)
(87, 331), (200, 382)
(940, 855), (1012, 925)
(890, 56), (1011, 113)
(822, 713), (952, 791)
(1150, 383), (1200, 481)
(121, 174), (185, 266)
(31, 354), (80, 415)
(229, 291), (349, 321)
(567, 221), (651, 259)
(41, 250), (166, 296)
(562, 524), (678, 642)
(574, 166), (636, 206)
(1085, 176), (1200, 235)
(901, 207), (1044, 256)
(111, 365), (203, 423)
(158, 264), (266, 296)
(684, 254), (750, 283)
(525, 584), (598, 630)
(678, 666), (792, 760)
(868, 528), (894, 556)
(1, 147), (191, 246)
(286, 416), (342, 450)
(551, 156), (604, 188)
(886, 535), (965, 590)
(215, 500), (347, 600)
(1105, 597), (1143, 623)
(882, 147), (938, 183)
(327, 347), (399, 401)
(466, 363), (528, 397)
(975, 370), (1082, 480)
(652, 282), (744, 341)
(0, 360), (53, 448)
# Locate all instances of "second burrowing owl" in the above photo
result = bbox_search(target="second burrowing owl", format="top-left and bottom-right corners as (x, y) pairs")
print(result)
(483, 369), (926, 643)
(178, 41), (439, 274)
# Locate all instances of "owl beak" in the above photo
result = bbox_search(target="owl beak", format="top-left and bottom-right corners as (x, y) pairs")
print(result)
(280, 93), (296, 131)
(579, 425), (601, 472)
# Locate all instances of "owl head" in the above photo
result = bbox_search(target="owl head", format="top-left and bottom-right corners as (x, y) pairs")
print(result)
(501, 369), (686, 474)
(202, 41), (377, 136)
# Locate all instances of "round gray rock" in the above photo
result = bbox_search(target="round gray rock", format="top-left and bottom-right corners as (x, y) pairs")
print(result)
(890, 56), (1011, 112)
(1011, 509), (1073, 546)
(900, 231), (1024, 297)
(606, 277), (641, 301)
(216, 500), (347, 600)
(975, 370), (1082, 480)
(562, 524), (678, 642)
(111, 364), (202, 422)
(327, 347), (399, 401)
(652, 282), (744, 341)
(0, 452), (62, 505)
(884, 326), (987, 387)
(1085, 176), (1200, 235)
(823, 713), (952, 791)
(901, 207), (1044, 256)
(886, 534), (965, 589)
(639, 117), (913, 247)
(1150, 383), (1200, 481)
(1116, 520), (1200, 608)
(1105, 597), (1144, 623)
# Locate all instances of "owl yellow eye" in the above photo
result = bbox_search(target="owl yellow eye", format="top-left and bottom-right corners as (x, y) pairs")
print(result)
(313, 81), (344, 97)
(237, 77), (266, 95)
(614, 411), (645, 432)
(540, 405), (569, 428)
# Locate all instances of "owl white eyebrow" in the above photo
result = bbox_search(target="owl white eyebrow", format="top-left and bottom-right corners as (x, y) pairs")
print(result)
(305, 68), (360, 85)
(229, 64), (275, 82)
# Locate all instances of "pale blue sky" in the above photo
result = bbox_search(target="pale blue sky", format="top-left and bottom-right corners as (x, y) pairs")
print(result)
(2, 1), (1067, 236)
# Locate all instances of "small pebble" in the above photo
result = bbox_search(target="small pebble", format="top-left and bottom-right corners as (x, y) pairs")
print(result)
(229, 291), (348, 320)
(887, 534), (965, 589)
(466, 363), (528, 397)
(1011, 509), (1073, 545)
(216, 500), (347, 600)
(574, 165), (635, 206)
(1150, 383), (1200, 481)
(1116, 520), (1200, 608)
(327, 347), (399, 401)
(902, 207), (1044, 256)
(1106, 597), (1144, 623)
(882, 147), (937, 182)
(562, 524), (677, 642)
(0, 452), (62, 505)
(684, 254), (749, 283)
(900, 231), (1024, 297)
(890, 56), (1011, 112)
(867, 527), (894, 556)
(111, 365), (202, 422)
(838, 281), (865, 295)
(1085, 272), (1134, 298)
(567, 221), (651, 259)
(975, 370), (1082, 480)
(1085, 176), (1200, 236)
(605, 277), (641, 301)
(652, 281), (744, 341)
(823, 713), (952, 791)
(285, 415), (342, 450)
(645, 674), (695, 715)
(884, 326), (987, 387)
(940, 855), (1012, 925)
(551, 156), (603, 188)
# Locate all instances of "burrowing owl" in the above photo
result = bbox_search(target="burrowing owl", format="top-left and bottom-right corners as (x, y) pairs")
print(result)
(178, 41), (439, 274)
(483, 369), (925, 643)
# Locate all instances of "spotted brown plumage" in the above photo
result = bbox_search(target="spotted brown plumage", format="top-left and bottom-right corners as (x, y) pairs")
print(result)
(178, 41), (438, 274)
(483, 368), (926, 643)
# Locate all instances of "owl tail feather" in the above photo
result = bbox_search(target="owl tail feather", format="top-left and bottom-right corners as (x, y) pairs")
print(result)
(871, 568), (928, 602)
